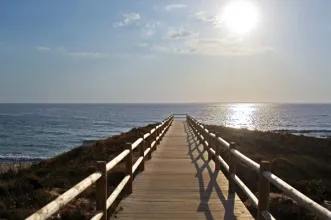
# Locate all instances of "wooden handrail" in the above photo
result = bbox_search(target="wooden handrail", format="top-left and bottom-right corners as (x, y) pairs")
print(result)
(26, 115), (174, 220)
(186, 115), (331, 220)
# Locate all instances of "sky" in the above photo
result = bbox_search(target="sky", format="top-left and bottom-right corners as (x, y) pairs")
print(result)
(0, 0), (331, 103)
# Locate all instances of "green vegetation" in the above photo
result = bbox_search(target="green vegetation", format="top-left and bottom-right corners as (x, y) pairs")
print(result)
(0, 123), (158, 220)
(204, 124), (331, 219)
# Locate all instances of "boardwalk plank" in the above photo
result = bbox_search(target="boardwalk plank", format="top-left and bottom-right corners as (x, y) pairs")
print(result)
(113, 120), (254, 220)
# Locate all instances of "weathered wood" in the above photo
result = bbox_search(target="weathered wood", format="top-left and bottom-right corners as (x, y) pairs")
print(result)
(96, 161), (107, 220)
(106, 149), (130, 172)
(229, 142), (237, 194)
(132, 157), (144, 174)
(26, 116), (174, 220)
(200, 125), (205, 150)
(26, 172), (102, 220)
(232, 174), (258, 207)
(132, 138), (143, 150)
(114, 121), (253, 220)
(154, 128), (158, 149)
(214, 133), (221, 171)
(144, 147), (151, 158)
(139, 135), (145, 171)
(208, 132), (212, 160)
(156, 126), (160, 145)
(106, 175), (130, 208)
(257, 161), (271, 220)
(125, 143), (133, 194)
(159, 124), (164, 141)
(146, 133), (152, 160)
(187, 116), (331, 220)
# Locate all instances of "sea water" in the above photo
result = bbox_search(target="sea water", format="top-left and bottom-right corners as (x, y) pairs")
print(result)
(1, 103), (331, 161)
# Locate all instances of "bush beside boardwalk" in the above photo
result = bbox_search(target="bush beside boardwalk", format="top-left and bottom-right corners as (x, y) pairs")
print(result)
(204, 124), (331, 220)
(0, 123), (159, 220)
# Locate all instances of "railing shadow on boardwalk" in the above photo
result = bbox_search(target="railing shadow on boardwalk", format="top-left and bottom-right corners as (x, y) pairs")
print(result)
(184, 121), (237, 220)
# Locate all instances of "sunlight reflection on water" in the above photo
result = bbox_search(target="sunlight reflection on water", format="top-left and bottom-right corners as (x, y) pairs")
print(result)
(200, 103), (267, 130)
(226, 103), (257, 129)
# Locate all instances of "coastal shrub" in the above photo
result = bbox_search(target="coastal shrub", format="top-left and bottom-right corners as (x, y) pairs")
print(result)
(0, 183), (10, 197)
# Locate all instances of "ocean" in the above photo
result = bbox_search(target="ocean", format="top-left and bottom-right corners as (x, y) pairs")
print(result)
(0, 103), (331, 161)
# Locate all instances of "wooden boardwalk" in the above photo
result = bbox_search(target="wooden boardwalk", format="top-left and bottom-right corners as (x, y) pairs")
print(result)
(113, 120), (253, 220)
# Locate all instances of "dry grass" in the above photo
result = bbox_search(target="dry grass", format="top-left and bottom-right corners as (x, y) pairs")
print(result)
(0, 162), (32, 174)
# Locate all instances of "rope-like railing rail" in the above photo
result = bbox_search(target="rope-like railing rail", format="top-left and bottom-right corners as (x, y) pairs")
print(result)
(26, 115), (174, 220)
(186, 115), (331, 220)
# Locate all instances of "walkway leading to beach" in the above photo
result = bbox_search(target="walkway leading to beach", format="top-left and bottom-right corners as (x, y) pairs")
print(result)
(113, 120), (253, 219)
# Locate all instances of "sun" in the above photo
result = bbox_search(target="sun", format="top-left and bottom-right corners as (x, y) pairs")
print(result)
(222, 0), (259, 34)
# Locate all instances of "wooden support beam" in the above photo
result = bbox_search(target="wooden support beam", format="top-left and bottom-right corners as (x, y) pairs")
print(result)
(229, 142), (237, 194)
(257, 161), (271, 220)
(125, 143), (133, 194)
(96, 161), (107, 220)
(208, 133), (212, 161)
(139, 135), (145, 172)
(215, 133), (221, 171)
(147, 134), (152, 160)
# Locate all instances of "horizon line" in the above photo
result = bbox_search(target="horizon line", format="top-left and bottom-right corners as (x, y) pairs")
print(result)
(1, 102), (331, 105)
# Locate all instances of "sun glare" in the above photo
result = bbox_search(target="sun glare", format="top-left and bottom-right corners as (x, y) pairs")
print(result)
(227, 104), (257, 129)
(222, 0), (259, 34)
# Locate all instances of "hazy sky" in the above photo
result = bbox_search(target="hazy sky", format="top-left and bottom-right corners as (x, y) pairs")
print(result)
(0, 0), (330, 103)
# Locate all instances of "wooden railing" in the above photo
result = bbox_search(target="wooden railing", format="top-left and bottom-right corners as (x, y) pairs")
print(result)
(26, 115), (174, 220)
(186, 115), (331, 220)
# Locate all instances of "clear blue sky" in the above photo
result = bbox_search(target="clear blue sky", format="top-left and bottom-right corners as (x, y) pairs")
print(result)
(0, 0), (330, 103)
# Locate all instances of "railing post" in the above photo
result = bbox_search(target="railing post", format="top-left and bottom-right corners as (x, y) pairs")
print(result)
(257, 161), (271, 220)
(96, 161), (107, 220)
(196, 125), (200, 143)
(208, 132), (212, 160)
(200, 126), (205, 150)
(161, 123), (164, 140)
(215, 133), (221, 171)
(229, 142), (237, 194)
(125, 143), (133, 194)
(199, 125), (204, 147)
(147, 133), (152, 160)
(156, 126), (160, 145)
(153, 129), (157, 150)
(165, 120), (169, 132)
(139, 135), (145, 172)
